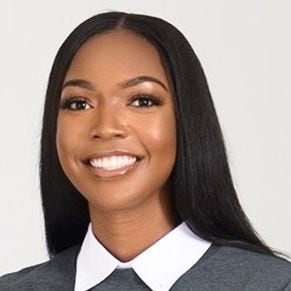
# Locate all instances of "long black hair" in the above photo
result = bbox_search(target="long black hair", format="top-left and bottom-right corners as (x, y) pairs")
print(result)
(41, 11), (275, 258)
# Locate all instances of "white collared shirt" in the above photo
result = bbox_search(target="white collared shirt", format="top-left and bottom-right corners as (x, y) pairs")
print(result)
(74, 221), (211, 291)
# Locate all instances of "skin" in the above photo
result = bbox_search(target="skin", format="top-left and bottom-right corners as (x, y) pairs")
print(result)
(56, 29), (179, 261)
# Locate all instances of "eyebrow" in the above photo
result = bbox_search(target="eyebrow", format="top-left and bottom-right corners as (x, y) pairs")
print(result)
(62, 79), (95, 91)
(62, 76), (169, 92)
(119, 76), (169, 91)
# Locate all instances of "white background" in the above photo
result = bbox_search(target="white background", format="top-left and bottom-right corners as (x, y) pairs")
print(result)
(0, 0), (290, 275)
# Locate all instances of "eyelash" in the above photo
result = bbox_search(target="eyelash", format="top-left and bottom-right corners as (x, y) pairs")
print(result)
(59, 94), (163, 110)
(59, 97), (91, 110)
(128, 94), (163, 107)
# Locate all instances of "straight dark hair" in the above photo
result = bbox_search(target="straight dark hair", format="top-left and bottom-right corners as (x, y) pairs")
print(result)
(41, 11), (275, 258)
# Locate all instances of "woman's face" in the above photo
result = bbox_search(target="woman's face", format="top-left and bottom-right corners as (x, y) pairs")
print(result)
(56, 29), (176, 212)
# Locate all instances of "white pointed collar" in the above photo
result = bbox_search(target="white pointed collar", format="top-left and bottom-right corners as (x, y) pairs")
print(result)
(74, 221), (211, 291)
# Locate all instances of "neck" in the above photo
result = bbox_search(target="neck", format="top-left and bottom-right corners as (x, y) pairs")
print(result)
(88, 192), (179, 262)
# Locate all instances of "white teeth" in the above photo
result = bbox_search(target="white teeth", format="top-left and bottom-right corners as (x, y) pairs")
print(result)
(89, 155), (137, 170)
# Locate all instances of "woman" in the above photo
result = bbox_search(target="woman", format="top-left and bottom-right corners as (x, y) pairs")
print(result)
(1, 11), (290, 291)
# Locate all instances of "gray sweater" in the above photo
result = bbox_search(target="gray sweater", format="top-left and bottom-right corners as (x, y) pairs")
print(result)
(1, 244), (291, 290)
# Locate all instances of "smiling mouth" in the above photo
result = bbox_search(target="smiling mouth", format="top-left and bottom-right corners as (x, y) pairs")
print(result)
(84, 154), (143, 179)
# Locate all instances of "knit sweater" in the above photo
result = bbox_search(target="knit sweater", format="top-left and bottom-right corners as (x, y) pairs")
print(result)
(1, 244), (291, 290)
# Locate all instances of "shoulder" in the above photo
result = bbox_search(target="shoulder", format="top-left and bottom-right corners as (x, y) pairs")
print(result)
(0, 244), (81, 291)
(175, 244), (291, 290)
(212, 244), (291, 269)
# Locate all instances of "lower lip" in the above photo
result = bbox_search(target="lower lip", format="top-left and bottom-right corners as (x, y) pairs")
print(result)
(86, 160), (141, 179)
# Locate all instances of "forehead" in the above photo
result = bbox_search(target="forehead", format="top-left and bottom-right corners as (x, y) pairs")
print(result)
(64, 29), (169, 84)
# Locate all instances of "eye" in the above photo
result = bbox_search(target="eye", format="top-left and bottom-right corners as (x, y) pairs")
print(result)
(60, 97), (92, 111)
(129, 95), (163, 108)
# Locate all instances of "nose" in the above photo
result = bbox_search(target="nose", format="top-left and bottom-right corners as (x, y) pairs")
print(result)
(89, 104), (128, 141)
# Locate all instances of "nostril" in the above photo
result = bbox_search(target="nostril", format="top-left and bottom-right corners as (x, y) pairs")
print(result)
(115, 133), (125, 138)
(91, 129), (128, 140)
(89, 119), (129, 140)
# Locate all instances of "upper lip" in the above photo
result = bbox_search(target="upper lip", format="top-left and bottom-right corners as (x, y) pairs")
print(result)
(84, 150), (144, 164)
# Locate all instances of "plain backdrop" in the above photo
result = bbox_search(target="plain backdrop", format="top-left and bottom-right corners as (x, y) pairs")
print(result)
(0, 0), (290, 275)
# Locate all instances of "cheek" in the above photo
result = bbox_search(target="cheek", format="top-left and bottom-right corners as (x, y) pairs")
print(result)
(56, 117), (70, 158)
(153, 110), (176, 151)
(56, 116), (83, 168)
(135, 110), (176, 164)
